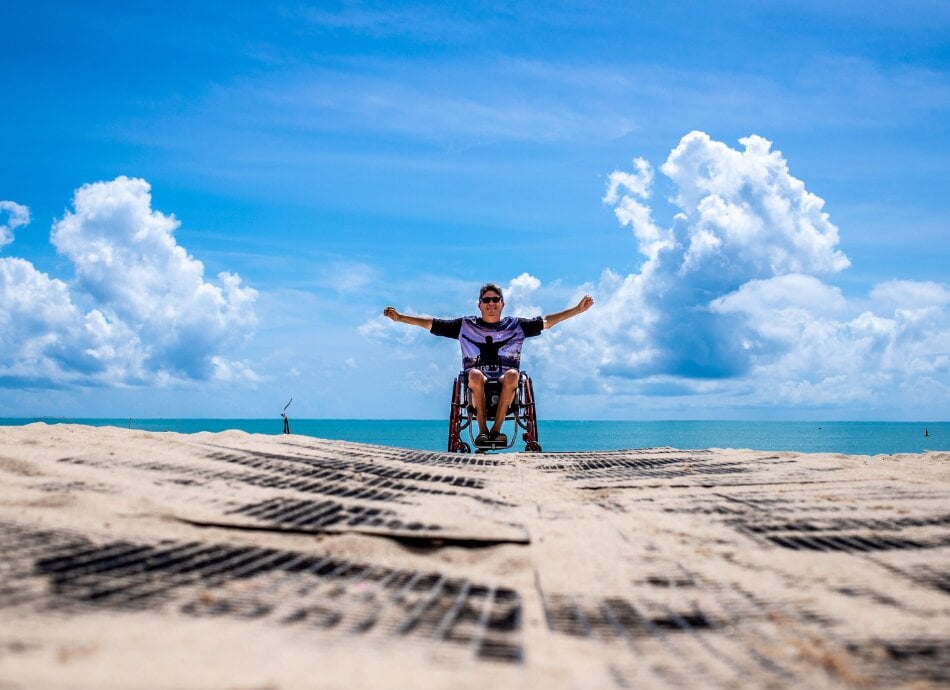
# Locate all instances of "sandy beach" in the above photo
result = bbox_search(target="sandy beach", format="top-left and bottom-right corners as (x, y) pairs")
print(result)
(1, 423), (948, 689)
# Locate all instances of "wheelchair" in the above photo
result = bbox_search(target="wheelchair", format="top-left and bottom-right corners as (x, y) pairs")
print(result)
(447, 366), (542, 453)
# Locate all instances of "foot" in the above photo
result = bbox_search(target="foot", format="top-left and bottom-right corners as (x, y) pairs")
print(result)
(475, 431), (491, 446)
(489, 429), (507, 445)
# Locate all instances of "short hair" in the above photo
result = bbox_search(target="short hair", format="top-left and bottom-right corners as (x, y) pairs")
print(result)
(479, 283), (504, 300)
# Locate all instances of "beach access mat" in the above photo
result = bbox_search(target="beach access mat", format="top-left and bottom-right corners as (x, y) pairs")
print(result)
(0, 424), (948, 689)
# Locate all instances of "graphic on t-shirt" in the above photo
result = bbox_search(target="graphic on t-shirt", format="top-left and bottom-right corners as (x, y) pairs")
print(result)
(461, 334), (517, 368)
(430, 315), (543, 371)
(458, 318), (528, 370)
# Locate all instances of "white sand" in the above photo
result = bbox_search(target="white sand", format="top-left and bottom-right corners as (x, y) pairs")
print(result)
(0, 423), (947, 689)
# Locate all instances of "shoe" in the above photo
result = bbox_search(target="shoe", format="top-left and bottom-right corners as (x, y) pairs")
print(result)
(489, 430), (507, 445)
(475, 431), (491, 446)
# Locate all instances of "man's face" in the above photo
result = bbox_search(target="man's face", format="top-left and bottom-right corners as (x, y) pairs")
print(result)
(478, 290), (504, 323)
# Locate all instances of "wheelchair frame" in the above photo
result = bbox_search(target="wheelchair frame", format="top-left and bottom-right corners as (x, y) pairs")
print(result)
(447, 367), (542, 453)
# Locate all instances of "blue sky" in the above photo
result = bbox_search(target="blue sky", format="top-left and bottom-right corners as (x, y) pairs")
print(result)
(1, 1), (948, 420)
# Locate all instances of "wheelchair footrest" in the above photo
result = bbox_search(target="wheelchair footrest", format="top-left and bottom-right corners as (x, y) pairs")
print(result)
(475, 431), (507, 448)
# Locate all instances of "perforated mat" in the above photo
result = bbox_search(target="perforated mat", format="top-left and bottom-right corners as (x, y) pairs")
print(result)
(0, 426), (947, 689)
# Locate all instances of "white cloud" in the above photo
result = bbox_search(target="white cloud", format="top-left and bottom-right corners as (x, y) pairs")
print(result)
(711, 274), (848, 319)
(869, 280), (950, 310)
(358, 312), (423, 347)
(526, 132), (949, 413)
(0, 177), (258, 387)
(0, 201), (30, 249)
(210, 357), (261, 383)
(319, 261), (377, 293)
(603, 157), (653, 203)
(504, 272), (542, 317)
(662, 132), (851, 280)
(0, 257), (85, 384)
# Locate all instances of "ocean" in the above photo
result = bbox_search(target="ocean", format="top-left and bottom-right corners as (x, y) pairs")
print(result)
(3, 418), (946, 456)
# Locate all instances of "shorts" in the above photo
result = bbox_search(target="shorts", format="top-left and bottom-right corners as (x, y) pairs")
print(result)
(464, 365), (516, 381)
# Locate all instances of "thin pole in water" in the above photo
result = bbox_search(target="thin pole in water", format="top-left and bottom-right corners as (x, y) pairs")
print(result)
(281, 398), (293, 434)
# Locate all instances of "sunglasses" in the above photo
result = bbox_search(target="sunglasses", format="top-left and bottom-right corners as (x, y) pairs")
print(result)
(480, 296), (502, 304)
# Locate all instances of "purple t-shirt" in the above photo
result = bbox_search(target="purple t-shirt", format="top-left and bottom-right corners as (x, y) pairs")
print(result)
(431, 316), (543, 370)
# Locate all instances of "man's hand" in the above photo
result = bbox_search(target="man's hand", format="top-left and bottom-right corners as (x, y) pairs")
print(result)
(383, 306), (401, 322)
(576, 295), (594, 313)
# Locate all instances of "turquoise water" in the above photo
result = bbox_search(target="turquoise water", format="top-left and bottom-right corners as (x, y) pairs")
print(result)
(3, 418), (946, 456)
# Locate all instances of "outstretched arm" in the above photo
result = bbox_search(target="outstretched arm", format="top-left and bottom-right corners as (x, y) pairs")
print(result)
(543, 295), (594, 330)
(383, 306), (433, 331)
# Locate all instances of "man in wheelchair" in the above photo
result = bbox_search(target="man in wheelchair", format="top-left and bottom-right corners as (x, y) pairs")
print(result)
(384, 283), (593, 448)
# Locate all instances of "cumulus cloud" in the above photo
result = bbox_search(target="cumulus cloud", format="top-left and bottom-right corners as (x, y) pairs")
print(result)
(0, 201), (30, 249)
(662, 133), (850, 279)
(603, 157), (653, 204)
(589, 131), (854, 380)
(0, 177), (258, 387)
(533, 131), (948, 411)
(504, 272), (542, 317)
(714, 278), (950, 405)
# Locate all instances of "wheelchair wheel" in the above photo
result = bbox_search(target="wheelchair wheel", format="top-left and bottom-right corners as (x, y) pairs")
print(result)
(447, 374), (467, 452)
(520, 373), (541, 450)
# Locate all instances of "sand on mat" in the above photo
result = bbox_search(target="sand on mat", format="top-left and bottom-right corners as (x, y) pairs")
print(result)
(0, 423), (948, 689)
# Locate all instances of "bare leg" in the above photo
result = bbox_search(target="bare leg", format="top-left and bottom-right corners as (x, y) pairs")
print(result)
(467, 369), (489, 436)
(490, 369), (519, 435)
